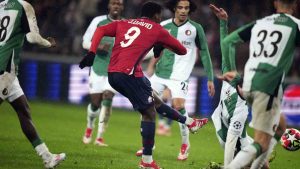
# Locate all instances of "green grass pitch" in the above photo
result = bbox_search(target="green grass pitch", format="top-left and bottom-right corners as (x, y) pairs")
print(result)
(0, 101), (299, 169)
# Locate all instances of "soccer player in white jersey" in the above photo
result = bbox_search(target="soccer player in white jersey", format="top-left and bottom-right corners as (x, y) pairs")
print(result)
(0, 0), (65, 168)
(220, 0), (300, 168)
(209, 4), (255, 168)
(82, 0), (123, 146)
(139, 0), (215, 161)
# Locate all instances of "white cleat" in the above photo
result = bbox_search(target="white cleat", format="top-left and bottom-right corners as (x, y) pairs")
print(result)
(44, 153), (66, 169)
(187, 118), (208, 134)
(94, 138), (108, 147)
(82, 136), (92, 144)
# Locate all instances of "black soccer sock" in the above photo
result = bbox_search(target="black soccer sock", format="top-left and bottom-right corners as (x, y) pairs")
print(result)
(141, 121), (155, 155)
(156, 103), (186, 124)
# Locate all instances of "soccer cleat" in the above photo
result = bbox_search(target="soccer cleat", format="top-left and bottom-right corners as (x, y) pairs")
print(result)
(136, 146), (156, 157)
(94, 138), (108, 147)
(82, 128), (92, 144)
(187, 118), (208, 134)
(44, 153), (66, 169)
(177, 144), (190, 161)
(139, 160), (161, 169)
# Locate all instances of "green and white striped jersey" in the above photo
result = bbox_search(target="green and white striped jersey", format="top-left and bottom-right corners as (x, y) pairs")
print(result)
(155, 18), (213, 81)
(82, 15), (115, 76)
(225, 14), (300, 95)
(0, 0), (51, 74)
(0, 0), (27, 73)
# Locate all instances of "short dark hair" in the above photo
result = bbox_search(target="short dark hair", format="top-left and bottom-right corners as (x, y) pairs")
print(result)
(141, 1), (162, 18)
(165, 0), (197, 13)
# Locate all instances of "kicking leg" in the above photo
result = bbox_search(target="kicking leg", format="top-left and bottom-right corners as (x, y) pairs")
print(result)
(153, 92), (208, 133)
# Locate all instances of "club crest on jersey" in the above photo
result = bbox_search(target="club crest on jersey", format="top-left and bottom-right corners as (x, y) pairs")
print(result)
(185, 30), (191, 36)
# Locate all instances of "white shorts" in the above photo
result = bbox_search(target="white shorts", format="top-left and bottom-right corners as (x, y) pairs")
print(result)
(89, 68), (117, 94)
(150, 74), (188, 99)
(0, 77), (24, 102)
(244, 91), (280, 136)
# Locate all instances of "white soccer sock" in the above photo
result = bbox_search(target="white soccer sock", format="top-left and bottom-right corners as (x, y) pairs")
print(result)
(250, 138), (278, 169)
(142, 155), (153, 163)
(184, 117), (194, 126)
(227, 144), (258, 169)
(87, 104), (100, 129)
(35, 143), (52, 161)
(96, 105), (112, 139)
(179, 111), (190, 145)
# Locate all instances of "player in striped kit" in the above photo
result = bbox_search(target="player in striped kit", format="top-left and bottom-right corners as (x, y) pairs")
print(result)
(82, 0), (123, 146)
(220, 0), (300, 168)
(140, 0), (214, 161)
(0, 0), (65, 168)
(210, 4), (253, 167)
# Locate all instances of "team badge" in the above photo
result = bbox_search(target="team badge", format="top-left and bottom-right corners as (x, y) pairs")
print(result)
(185, 30), (191, 36)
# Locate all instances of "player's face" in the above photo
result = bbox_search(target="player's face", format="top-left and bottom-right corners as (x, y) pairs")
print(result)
(174, 1), (190, 22)
(108, 0), (123, 18)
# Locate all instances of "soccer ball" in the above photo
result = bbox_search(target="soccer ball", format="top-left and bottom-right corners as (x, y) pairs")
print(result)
(280, 128), (300, 151)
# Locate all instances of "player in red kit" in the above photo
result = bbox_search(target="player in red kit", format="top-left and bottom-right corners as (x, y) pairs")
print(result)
(79, 2), (208, 168)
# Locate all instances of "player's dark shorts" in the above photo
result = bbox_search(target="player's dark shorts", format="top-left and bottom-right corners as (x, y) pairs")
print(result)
(108, 72), (154, 111)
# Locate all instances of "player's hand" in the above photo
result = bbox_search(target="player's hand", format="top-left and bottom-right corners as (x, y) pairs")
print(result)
(207, 81), (215, 97)
(97, 43), (111, 55)
(209, 4), (228, 21)
(217, 71), (238, 82)
(46, 37), (56, 47)
(79, 51), (95, 69)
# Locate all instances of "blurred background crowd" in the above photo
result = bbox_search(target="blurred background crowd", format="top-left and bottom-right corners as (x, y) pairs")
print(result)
(24, 0), (300, 79)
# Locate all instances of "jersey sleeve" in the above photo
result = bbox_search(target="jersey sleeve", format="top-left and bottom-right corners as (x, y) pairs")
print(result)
(20, 0), (51, 47)
(220, 20), (230, 73)
(157, 28), (186, 55)
(82, 17), (99, 50)
(195, 24), (214, 81)
(221, 22), (255, 71)
(89, 21), (117, 53)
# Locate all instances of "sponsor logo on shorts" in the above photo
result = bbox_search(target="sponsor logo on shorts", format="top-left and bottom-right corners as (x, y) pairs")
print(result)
(2, 88), (8, 96)
(233, 121), (242, 130)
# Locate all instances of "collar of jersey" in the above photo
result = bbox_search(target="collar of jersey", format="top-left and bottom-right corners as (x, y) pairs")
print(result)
(172, 18), (189, 27)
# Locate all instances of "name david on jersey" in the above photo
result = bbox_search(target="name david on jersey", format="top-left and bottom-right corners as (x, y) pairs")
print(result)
(128, 20), (153, 29)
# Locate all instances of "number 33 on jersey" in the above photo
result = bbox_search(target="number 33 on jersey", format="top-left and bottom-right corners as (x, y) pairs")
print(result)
(237, 13), (300, 95)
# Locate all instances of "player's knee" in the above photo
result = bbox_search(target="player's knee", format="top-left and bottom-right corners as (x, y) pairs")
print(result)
(90, 102), (100, 110)
(140, 107), (156, 122)
(103, 90), (114, 100)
